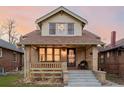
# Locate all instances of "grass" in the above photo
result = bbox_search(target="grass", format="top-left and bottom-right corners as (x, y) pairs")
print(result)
(0, 74), (22, 87)
(0, 74), (63, 87)
(106, 73), (124, 85)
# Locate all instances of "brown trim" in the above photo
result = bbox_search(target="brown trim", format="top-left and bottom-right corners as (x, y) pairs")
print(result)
(53, 48), (54, 62)
(29, 46), (31, 63)
(59, 48), (62, 61)
(84, 47), (86, 60)
(45, 48), (47, 61)
(37, 47), (40, 62)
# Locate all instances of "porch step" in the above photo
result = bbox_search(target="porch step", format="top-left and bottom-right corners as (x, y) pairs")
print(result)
(69, 78), (99, 82)
(68, 70), (92, 74)
(68, 74), (96, 78)
(66, 70), (101, 87)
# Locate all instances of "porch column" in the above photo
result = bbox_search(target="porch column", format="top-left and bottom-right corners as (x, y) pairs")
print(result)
(24, 45), (31, 81)
(30, 46), (38, 63)
(92, 46), (98, 71)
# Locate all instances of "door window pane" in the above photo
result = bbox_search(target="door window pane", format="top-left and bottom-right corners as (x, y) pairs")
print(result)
(68, 49), (75, 63)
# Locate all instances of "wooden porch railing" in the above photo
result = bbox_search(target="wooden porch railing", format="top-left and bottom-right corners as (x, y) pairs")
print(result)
(29, 62), (67, 82)
(30, 62), (62, 70)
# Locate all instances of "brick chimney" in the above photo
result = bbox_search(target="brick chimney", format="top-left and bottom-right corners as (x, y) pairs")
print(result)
(111, 31), (116, 47)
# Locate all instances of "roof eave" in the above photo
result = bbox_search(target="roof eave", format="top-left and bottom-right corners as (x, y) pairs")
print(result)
(35, 6), (88, 25)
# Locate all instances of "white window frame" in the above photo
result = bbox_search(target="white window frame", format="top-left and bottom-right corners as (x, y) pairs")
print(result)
(0, 48), (3, 58)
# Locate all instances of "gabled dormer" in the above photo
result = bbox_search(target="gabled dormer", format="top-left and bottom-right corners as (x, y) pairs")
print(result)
(35, 6), (88, 36)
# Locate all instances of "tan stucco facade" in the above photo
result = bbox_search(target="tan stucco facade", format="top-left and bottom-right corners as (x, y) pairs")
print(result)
(41, 12), (82, 36)
(24, 45), (99, 79)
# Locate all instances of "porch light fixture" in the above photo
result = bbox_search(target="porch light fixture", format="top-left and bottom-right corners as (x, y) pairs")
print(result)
(90, 52), (92, 55)
(97, 44), (101, 47)
(62, 47), (66, 51)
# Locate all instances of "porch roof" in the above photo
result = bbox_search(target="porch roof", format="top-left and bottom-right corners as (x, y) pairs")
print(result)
(20, 30), (104, 45)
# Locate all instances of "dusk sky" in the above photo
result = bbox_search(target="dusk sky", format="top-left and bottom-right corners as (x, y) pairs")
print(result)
(0, 6), (124, 44)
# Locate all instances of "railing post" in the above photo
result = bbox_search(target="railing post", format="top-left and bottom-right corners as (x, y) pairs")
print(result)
(62, 62), (67, 71)
(62, 62), (68, 85)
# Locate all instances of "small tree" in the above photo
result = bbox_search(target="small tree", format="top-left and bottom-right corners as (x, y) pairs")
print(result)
(1, 19), (20, 44)
(0, 23), (7, 39)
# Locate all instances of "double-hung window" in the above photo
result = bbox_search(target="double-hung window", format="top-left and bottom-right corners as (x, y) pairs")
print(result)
(49, 23), (74, 35)
(47, 48), (53, 61)
(49, 23), (56, 35)
(39, 48), (61, 62)
(13, 52), (17, 62)
(54, 49), (60, 61)
(0, 48), (2, 57)
(68, 23), (74, 35)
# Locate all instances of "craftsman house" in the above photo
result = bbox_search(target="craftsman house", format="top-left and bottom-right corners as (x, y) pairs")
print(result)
(99, 31), (124, 78)
(0, 39), (24, 73)
(20, 6), (104, 86)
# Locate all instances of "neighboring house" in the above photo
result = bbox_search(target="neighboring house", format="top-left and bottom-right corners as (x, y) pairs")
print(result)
(99, 31), (124, 78)
(20, 6), (104, 83)
(0, 39), (24, 72)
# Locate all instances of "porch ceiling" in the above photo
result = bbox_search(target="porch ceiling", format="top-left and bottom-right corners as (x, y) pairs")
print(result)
(30, 44), (94, 49)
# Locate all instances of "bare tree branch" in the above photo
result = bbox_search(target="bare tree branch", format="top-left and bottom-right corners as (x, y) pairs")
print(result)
(0, 19), (20, 44)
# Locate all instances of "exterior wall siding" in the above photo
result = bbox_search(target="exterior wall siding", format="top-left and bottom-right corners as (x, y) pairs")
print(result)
(41, 12), (82, 36)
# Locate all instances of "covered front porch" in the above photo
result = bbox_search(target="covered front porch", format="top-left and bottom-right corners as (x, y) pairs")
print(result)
(24, 44), (98, 83)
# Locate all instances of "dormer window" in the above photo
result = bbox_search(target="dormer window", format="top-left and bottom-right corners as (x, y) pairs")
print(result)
(57, 23), (66, 32)
(68, 23), (74, 35)
(49, 23), (56, 35)
(49, 23), (74, 35)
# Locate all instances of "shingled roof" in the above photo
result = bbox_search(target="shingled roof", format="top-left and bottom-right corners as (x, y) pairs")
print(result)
(20, 30), (104, 45)
(100, 38), (124, 52)
(0, 39), (24, 53)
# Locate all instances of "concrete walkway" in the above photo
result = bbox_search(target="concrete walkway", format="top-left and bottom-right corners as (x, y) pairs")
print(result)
(103, 80), (124, 87)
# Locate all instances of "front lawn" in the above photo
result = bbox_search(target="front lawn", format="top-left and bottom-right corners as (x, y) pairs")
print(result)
(0, 74), (63, 87)
(0, 74), (22, 87)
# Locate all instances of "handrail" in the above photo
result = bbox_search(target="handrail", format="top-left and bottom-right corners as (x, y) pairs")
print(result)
(30, 62), (63, 69)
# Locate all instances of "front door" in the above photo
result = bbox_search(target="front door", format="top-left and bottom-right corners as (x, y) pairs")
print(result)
(67, 48), (76, 67)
